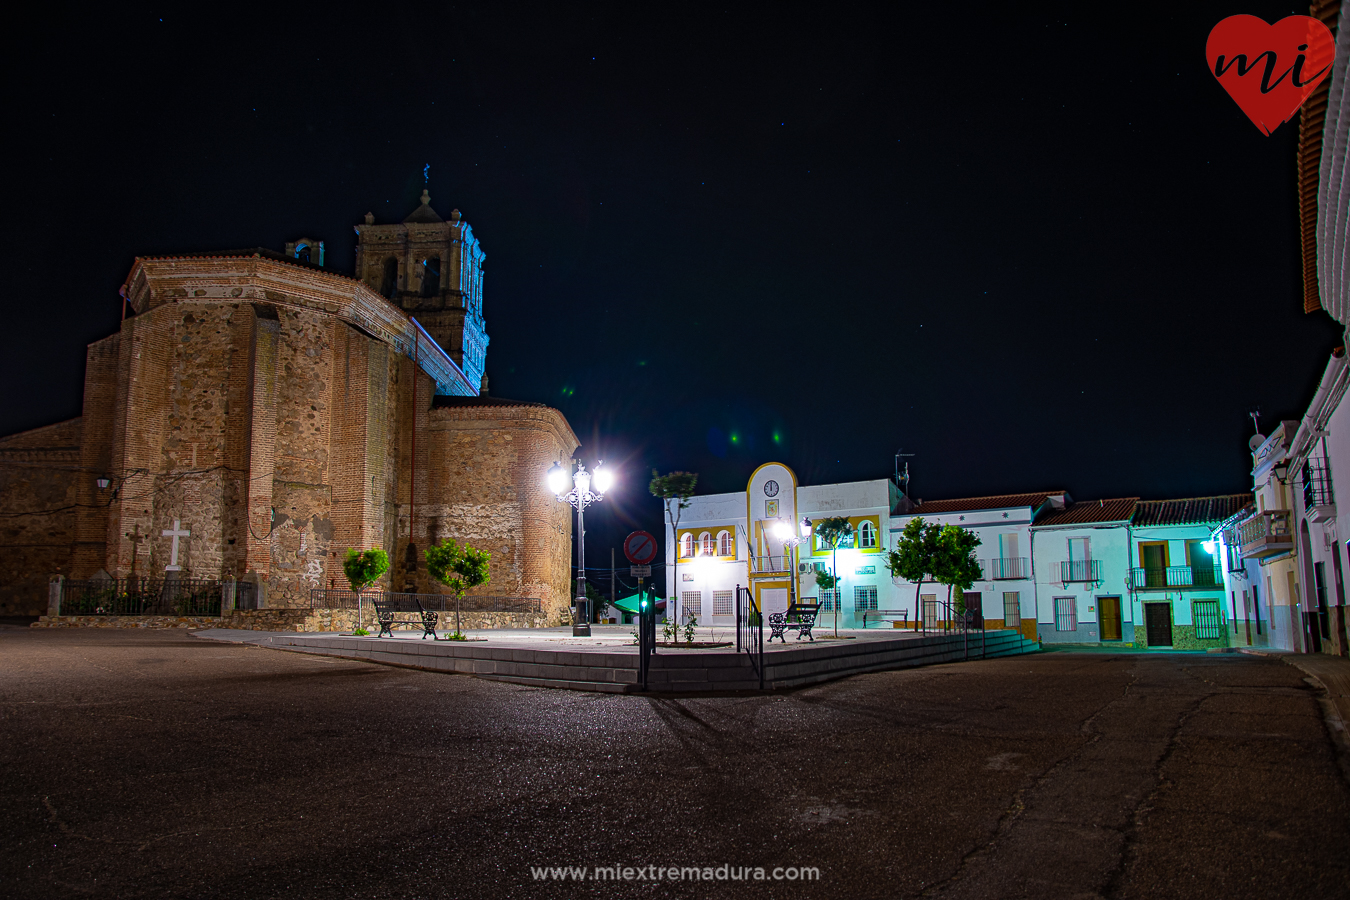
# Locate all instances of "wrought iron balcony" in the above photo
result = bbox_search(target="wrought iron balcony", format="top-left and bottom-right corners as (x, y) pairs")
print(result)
(1060, 559), (1102, 583)
(1238, 510), (1293, 559)
(1129, 565), (1223, 590)
(750, 555), (791, 574)
(1302, 458), (1335, 521)
(987, 557), (1029, 580)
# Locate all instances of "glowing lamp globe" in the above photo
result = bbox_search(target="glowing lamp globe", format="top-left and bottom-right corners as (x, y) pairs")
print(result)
(772, 519), (792, 540)
(593, 462), (614, 494)
(546, 462), (569, 496)
(574, 466), (592, 495)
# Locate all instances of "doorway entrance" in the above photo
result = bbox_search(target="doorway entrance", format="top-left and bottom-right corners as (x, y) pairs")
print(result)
(1099, 595), (1123, 641)
(1144, 602), (1173, 646)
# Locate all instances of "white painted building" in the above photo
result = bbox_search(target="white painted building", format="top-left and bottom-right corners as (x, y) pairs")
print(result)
(1028, 499), (1137, 644)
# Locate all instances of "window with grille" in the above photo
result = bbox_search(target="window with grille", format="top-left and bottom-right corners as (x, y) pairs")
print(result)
(819, 589), (840, 610)
(858, 521), (877, 549)
(712, 590), (733, 616)
(1054, 596), (1077, 632)
(681, 591), (702, 620)
(1193, 600), (1222, 640)
(718, 531), (733, 557)
(854, 585), (878, 610)
(680, 534), (694, 558)
(921, 596), (940, 628)
(1003, 592), (1021, 627)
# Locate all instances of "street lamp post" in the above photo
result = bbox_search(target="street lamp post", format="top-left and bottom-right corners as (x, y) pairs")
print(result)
(548, 460), (614, 637)
(773, 517), (813, 610)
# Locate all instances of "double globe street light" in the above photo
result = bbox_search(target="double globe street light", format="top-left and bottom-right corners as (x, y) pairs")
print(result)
(547, 460), (614, 637)
(773, 517), (813, 610)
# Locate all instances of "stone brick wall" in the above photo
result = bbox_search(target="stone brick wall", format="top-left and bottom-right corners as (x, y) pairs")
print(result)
(0, 420), (82, 615)
(1, 249), (577, 628)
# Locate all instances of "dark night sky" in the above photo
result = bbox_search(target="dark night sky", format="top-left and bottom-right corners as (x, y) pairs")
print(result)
(2, 2), (1342, 576)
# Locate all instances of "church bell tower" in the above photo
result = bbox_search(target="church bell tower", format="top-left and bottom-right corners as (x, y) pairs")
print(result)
(353, 190), (489, 391)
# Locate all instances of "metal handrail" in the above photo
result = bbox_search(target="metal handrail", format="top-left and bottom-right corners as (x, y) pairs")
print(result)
(1128, 565), (1222, 590)
(1060, 559), (1103, 583)
(736, 584), (764, 689)
(987, 557), (1029, 580)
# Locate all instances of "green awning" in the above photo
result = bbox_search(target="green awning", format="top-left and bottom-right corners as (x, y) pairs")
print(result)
(611, 592), (653, 614)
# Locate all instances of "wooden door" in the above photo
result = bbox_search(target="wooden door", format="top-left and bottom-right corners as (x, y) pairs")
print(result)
(1099, 595), (1122, 641)
(1141, 543), (1168, 587)
(1145, 602), (1173, 646)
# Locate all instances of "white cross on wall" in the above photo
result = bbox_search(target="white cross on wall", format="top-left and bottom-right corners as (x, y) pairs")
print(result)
(162, 519), (190, 572)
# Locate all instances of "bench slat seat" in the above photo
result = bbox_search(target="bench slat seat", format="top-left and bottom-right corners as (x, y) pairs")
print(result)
(767, 602), (821, 643)
(372, 596), (439, 639)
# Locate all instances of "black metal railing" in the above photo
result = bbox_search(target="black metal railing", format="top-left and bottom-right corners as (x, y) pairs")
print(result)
(308, 589), (541, 614)
(736, 585), (764, 689)
(1303, 458), (1335, 509)
(62, 577), (224, 617)
(1060, 559), (1102, 583)
(1129, 565), (1223, 590)
(919, 595), (986, 659)
(987, 557), (1029, 580)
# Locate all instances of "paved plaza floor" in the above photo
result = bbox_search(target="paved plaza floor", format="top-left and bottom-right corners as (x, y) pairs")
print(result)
(2, 625), (1347, 899)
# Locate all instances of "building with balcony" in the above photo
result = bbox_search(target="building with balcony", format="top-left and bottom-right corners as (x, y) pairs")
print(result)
(1028, 499), (1137, 644)
(1127, 495), (1250, 650)
(889, 491), (1067, 639)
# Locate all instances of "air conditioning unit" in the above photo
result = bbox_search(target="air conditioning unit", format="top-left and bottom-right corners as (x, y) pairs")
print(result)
(799, 562), (814, 573)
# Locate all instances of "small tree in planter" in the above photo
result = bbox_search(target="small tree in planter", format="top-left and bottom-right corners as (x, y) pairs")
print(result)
(885, 517), (940, 630)
(932, 525), (982, 630)
(649, 470), (698, 629)
(425, 538), (491, 639)
(343, 547), (389, 635)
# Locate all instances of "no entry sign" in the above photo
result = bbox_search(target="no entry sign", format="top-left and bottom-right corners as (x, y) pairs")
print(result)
(624, 530), (657, 565)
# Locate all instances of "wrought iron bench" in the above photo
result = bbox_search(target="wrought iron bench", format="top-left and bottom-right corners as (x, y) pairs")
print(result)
(861, 609), (910, 628)
(768, 602), (821, 643)
(372, 595), (439, 639)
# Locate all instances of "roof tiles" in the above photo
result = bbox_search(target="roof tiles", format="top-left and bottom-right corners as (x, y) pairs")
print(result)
(912, 492), (1065, 514)
(1131, 494), (1253, 527)
(1034, 498), (1139, 527)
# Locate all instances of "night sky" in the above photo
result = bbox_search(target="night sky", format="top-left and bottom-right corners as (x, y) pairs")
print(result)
(3, 3), (1342, 578)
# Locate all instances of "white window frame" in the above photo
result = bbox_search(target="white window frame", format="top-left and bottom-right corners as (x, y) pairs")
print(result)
(712, 590), (733, 616)
(717, 530), (733, 557)
(681, 591), (702, 621)
(1003, 591), (1021, 627)
(859, 521), (877, 549)
(700, 532), (714, 556)
(680, 533), (694, 559)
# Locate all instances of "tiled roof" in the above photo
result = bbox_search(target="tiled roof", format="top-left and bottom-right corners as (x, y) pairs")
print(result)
(1130, 494), (1253, 527)
(1034, 498), (1138, 527)
(912, 491), (1065, 514)
(432, 395), (550, 409)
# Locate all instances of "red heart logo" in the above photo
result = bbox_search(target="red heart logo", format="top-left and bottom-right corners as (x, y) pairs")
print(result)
(1206, 15), (1336, 135)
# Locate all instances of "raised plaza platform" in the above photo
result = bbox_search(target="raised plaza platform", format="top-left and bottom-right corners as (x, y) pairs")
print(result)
(194, 625), (1040, 693)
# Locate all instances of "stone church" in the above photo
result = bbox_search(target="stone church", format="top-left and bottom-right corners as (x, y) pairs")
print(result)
(0, 192), (578, 620)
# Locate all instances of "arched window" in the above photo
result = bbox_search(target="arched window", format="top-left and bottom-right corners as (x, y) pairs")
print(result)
(681, 534), (694, 558)
(381, 257), (399, 299)
(859, 521), (877, 549)
(420, 256), (441, 298)
(718, 531), (733, 557)
(700, 532), (714, 556)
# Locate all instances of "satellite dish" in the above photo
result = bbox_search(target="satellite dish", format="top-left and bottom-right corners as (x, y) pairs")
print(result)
(1248, 434), (1266, 452)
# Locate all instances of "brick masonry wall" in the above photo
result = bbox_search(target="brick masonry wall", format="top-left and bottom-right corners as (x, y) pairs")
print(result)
(1, 255), (579, 624)
(0, 420), (82, 615)
(406, 403), (578, 624)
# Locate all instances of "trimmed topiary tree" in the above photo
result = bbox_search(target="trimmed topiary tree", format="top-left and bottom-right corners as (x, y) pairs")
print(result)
(343, 548), (389, 593)
(425, 538), (491, 638)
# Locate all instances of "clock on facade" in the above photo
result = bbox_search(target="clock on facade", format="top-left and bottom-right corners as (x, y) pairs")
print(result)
(763, 480), (779, 497)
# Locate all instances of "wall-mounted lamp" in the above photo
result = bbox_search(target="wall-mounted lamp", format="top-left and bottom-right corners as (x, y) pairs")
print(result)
(95, 476), (112, 490)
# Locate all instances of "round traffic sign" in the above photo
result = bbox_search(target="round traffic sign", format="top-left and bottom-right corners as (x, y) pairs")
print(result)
(624, 530), (658, 565)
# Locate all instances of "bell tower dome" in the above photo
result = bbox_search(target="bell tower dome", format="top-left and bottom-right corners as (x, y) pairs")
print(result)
(353, 190), (489, 390)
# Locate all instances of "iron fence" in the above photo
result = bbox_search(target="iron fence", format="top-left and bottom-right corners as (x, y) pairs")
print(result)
(62, 577), (224, 617)
(1129, 565), (1223, 590)
(1060, 559), (1103, 583)
(308, 590), (542, 614)
(1302, 458), (1335, 509)
(987, 557), (1029, 580)
(735, 585), (764, 689)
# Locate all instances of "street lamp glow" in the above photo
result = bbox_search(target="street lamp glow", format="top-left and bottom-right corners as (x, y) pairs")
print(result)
(546, 461), (569, 496)
(592, 461), (613, 494)
(1202, 540), (1216, 554)
(801, 517), (812, 538)
(772, 519), (792, 540)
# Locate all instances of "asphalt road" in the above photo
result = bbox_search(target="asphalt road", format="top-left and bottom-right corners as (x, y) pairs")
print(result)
(2, 627), (1347, 900)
